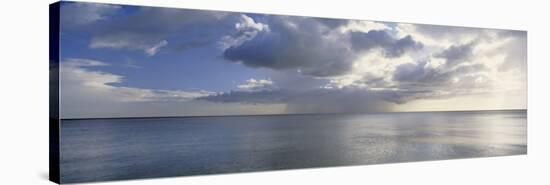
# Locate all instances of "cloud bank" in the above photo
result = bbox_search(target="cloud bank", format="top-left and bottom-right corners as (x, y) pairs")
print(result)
(59, 58), (286, 118)
(58, 2), (527, 118)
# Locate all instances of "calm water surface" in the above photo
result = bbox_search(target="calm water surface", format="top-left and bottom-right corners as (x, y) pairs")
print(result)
(60, 110), (527, 183)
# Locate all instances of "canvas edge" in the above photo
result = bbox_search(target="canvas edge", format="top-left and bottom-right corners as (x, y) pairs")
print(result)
(49, 1), (61, 184)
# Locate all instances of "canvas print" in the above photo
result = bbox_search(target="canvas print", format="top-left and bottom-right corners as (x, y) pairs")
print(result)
(49, 1), (527, 184)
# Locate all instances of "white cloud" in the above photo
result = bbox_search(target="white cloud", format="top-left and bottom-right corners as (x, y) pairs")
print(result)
(145, 40), (168, 56)
(62, 58), (109, 67)
(219, 14), (269, 50)
(237, 78), (275, 92)
(59, 58), (218, 117)
(90, 38), (168, 56)
(236, 14), (269, 31)
(61, 58), (213, 102)
(59, 58), (289, 118)
(324, 52), (414, 90)
(338, 20), (390, 33)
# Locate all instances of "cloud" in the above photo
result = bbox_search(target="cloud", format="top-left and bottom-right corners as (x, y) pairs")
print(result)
(59, 4), (527, 115)
(60, 2), (121, 26)
(214, 18), (525, 112)
(200, 75), (399, 113)
(237, 78), (276, 92)
(89, 7), (232, 55)
(198, 90), (290, 104)
(393, 60), (489, 89)
(283, 89), (395, 113)
(210, 24), (524, 112)
(494, 31), (527, 72)
(62, 58), (109, 67)
(395, 23), (488, 47)
(59, 58), (221, 118)
(325, 25), (525, 109)
(392, 61), (435, 83)
(338, 20), (390, 33)
(350, 30), (423, 57)
(61, 58), (213, 102)
(223, 16), (422, 77)
(268, 70), (329, 91)
(219, 14), (269, 50)
(199, 78), (283, 104)
(59, 58), (291, 118)
(144, 40), (168, 56)
(199, 88), (396, 114)
(434, 42), (475, 67)
(223, 16), (355, 77)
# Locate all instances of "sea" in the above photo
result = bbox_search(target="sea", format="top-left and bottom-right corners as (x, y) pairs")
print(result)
(59, 110), (527, 183)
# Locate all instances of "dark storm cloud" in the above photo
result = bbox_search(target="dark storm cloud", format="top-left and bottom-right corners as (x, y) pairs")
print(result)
(200, 88), (399, 113)
(284, 89), (396, 113)
(197, 77), (466, 113)
(434, 43), (475, 66)
(350, 30), (423, 58)
(223, 17), (422, 77)
(198, 90), (291, 104)
(269, 71), (330, 92)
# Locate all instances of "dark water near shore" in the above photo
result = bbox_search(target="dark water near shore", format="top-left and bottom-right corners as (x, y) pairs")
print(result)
(60, 110), (527, 183)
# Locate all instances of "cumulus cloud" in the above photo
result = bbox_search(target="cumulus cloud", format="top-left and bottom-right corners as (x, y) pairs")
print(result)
(212, 23), (524, 112)
(223, 16), (422, 77)
(212, 15), (525, 112)
(219, 14), (269, 49)
(223, 16), (354, 77)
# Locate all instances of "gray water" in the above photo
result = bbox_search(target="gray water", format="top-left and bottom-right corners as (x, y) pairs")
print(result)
(60, 110), (527, 183)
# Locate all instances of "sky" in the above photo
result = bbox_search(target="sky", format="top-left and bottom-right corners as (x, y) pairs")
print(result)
(57, 1), (527, 118)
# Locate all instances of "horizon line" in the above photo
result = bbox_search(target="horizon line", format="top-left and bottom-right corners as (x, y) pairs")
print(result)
(60, 108), (527, 121)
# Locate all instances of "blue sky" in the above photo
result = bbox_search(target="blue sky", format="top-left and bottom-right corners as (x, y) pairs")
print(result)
(59, 4), (267, 92)
(58, 1), (527, 118)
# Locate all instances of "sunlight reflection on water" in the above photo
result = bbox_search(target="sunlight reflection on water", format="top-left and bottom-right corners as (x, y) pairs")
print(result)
(60, 110), (526, 183)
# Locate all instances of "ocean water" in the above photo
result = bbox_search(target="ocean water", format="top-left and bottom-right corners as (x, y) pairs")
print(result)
(59, 110), (527, 183)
